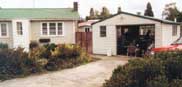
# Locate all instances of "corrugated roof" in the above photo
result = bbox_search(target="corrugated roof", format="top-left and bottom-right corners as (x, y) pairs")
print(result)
(0, 8), (80, 20)
(92, 11), (181, 25)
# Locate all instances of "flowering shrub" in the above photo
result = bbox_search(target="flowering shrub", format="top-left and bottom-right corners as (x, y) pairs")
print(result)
(0, 44), (92, 80)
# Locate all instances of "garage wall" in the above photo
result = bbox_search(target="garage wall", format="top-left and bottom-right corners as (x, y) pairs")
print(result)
(92, 25), (117, 55)
(162, 24), (180, 46)
(92, 13), (163, 55)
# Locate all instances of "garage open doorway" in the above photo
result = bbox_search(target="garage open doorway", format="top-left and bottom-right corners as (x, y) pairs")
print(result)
(116, 24), (155, 57)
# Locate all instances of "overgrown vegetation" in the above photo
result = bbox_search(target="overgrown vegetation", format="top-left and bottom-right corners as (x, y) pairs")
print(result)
(0, 43), (8, 49)
(0, 44), (92, 81)
(103, 50), (182, 87)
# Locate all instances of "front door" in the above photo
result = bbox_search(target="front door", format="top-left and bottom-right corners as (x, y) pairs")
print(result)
(12, 20), (30, 51)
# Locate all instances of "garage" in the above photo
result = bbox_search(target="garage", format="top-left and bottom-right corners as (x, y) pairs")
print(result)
(116, 24), (155, 56)
(92, 11), (181, 56)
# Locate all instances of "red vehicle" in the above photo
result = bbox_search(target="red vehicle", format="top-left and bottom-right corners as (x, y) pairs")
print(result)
(151, 37), (182, 54)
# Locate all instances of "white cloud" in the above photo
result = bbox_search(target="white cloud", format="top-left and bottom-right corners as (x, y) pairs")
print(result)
(0, 0), (181, 18)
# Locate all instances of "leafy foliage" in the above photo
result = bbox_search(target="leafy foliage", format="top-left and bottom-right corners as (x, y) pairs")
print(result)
(0, 44), (92, 81)
(104, 50), (182, 87)
(86, 6), (111, 20)
(0, 43), (8, 49)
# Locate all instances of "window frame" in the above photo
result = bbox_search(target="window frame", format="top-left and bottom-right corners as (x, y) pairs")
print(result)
(0, 23), (8, 38)
(172, 25), (177, 36)
(85, 27), (90, 32)
(41, 22), (64, 37)
(100, 26), (107, 37)
(41, 23), (48, 35)
(16, 22), (23, 36)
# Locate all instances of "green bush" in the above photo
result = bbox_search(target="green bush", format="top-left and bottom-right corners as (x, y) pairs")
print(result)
(0, 48), (29, 80)
(44, 43), (57, 51)
(46, 44), (91, 71)
(104, 50), (182, 87)
(104, 58), (165, 87)
(0, 43), (8, 49)
(29, 41), (39, 50)
(0, 44), (92, 80)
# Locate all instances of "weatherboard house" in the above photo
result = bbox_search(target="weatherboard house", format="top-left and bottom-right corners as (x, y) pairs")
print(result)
(92, 12), (181, 55)
(0, 2), (80, 51)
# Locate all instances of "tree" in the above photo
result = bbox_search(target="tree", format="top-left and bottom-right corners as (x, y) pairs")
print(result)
(86, 8), (96, 20)
(144, 2), (154, 17)
(100, 6), (111, 19)
(165, 7), (180, 21)
(162, 3), (182, 22)
(89, 8), (95, 19)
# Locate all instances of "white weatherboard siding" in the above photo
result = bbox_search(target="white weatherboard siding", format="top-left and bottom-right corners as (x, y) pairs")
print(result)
(93, 25), (117, 55)
(92, 13), (180, 55)
(12, 20), (30, 51)
(30, 21), (76, 44)
(0, 22), (13, 48)
(162, 24), (181, 46)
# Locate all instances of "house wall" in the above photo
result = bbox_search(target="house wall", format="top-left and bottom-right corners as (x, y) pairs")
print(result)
(162, 24), (181, 46)
(92, 13), (163, 55)
(30, 20), (77, 44)
(0, 22), (13, 48)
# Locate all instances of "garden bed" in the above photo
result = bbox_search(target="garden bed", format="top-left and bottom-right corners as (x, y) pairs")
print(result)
(0, 44), (95, 81)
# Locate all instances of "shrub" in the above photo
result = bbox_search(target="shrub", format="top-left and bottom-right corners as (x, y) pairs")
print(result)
(165, 57), (182, 81)
(44, 43), (57, 51)
(104, 58), (165, 87)
(104, 50), (182, 87)
(0, 43), (8, 49)
(0, 48), (29, 80)
(29, 41), (39, 50)
(169, 79), (182, 87)
(154, 50), (182, 60)
(0, 44), (92, 80)
(46, 44), (91, 71)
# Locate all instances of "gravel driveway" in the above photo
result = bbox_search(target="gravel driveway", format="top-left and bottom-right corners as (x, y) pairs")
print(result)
(0, 55), (128, 87)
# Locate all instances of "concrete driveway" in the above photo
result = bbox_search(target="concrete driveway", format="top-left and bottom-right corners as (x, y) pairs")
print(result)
(0, 55), (128, 87)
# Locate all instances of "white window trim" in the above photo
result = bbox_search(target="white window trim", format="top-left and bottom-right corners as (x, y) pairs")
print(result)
(40, 22), (64, 37)
(0, 23), (9, 38)
(16, 22), (23, 36)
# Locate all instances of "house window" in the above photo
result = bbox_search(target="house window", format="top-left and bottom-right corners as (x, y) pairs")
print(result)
(100, 26), (106, 37)
(41, 22), (64, 36)
(57, 23), (63, 35)
(42, 23), (48, 35)
(1, 24), (7, 36)
(17, 22), (23, 35)
(172, 25), (177, 36)
(49, 23), (56, 35)
(85, 27), (90, 32)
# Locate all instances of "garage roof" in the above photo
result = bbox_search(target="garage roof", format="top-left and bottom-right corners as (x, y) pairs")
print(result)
(92, 11), (181, 25)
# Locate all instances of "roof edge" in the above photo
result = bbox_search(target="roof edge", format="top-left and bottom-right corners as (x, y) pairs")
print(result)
(92, 12), (181, 25)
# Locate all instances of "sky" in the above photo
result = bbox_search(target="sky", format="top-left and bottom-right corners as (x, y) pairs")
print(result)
(0, 0), (181, 19)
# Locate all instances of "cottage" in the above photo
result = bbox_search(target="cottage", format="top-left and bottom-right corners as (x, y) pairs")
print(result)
(92, 11), (181, 56)
(0, 2), (80, 51)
